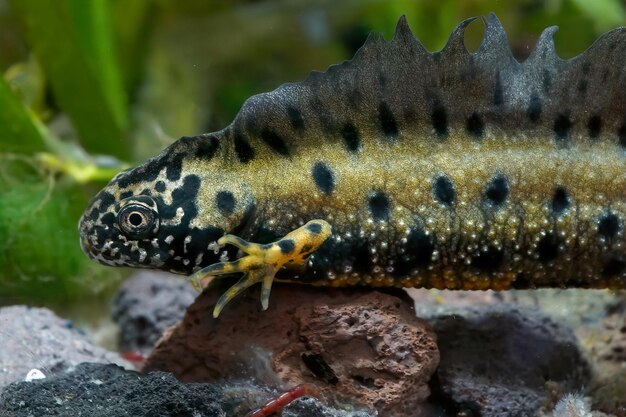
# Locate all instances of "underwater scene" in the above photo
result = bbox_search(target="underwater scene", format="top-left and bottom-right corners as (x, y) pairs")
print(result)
(1, 1), (625, 416)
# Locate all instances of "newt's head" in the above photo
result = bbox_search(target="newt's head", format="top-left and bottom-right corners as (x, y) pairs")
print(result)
(78, 134), (255, 274)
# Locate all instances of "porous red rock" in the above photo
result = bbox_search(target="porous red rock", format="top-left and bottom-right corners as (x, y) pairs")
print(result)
(144, 284), (439, 415)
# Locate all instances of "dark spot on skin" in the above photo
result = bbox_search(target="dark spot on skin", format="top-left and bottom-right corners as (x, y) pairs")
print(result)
(378, 71), (387, 88)
(341, 123), (361, 153)
(165, 154), (184, 181)
(471, 246), (504, 273)
(432, 105), (448, 137)
(581, 62), (591, 74)
(304, 237), (372, 281)
(598, 213), (620, 240)
(554, 114), (572, 141)
(306, 223), (322, 234)
(466, 113), (484, 138)
(542, 70), (551, 92)
(261, 128), (290, 156)
(114, 156), (162, 188)
(551, 187), (570, 215)
(215, 191), (236, 216)
(158, 176), (201, 234)
(155, 181), (166, 193)
(253, 227), (282, 244)
(620, 123), (626, 149)
(378, 102), (398, 138)
(233, 132), (255, 163)
(245, 112), (258, 133)
(100, 212), (115, 226)
(191, 136), (220, 160)
(368, 192), (391, 221)
(527, 93), (541, 122)
(97, 192), (115, 212)
(311, 162), (335, 195)
(86, 208), (100, 222)
(537, 234), (560, 264)
(577, 79), (588, 95)
(348, 88), (362, 109)
(493, 72), (504, 105)
(299, 244), (312, 255)
(278, 239), (295, 254)
(120, 190), (133, 199)
(392, 228), (435, 277)
(433, 175), (455, 206)
(162, 226), (223, 274)
(587, 115), (602, 139)
(484, 174), (509, 207)
(602, 257), (626, 277)
(310, 97), (336, 134)
(287, 106), (305, 131)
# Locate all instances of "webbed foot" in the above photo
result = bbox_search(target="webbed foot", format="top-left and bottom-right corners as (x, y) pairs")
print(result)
(189, 219), (331, 317)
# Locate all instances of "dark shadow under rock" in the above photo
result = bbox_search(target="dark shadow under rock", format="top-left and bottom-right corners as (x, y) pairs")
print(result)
(111, 271), (197, 354)
(144, 283), (439, 416)
(427, 306), (592, 417)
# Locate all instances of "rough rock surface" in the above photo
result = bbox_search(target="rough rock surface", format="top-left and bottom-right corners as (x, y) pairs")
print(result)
(0, 305), (129, 390)
(578, 300), (626, 416)
(144, 284), (439, 416)
(0, 362), (376, 417)
(111, 271), (197, 354)
(0, 362), (268, 417)
(282, 397), (376, 417)
(428, 306), (592, 417)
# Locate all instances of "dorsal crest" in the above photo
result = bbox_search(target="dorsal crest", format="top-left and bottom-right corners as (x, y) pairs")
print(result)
(215, 14), (626, 161)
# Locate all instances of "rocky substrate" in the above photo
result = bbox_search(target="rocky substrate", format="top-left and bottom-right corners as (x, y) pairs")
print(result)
(0, 272), (624, 417)
(0, 305), (130, 390)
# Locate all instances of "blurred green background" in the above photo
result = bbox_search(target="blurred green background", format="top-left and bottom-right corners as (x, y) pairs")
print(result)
(0, 0), (624, 310)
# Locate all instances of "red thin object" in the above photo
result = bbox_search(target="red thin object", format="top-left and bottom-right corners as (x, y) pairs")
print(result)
(120, 351), (145, 363)
(246, 384), (322, 417)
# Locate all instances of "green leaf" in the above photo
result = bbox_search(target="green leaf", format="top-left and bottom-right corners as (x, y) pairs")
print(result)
(10, 0), (129, 158)
(0, 75), (47, 154)
(569, 0), (626, 31)
(0, 173), (123, 302)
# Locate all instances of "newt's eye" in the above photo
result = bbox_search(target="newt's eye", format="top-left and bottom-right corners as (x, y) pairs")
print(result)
(117, 199), (159, 239)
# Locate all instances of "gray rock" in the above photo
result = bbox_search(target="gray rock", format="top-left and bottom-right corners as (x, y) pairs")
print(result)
(428, 306), (591, 417)
(0, 362), (372, 417)
(111, 271), (197, 353)
(282, 397), (375, 417)
(0, 305), (128, 390)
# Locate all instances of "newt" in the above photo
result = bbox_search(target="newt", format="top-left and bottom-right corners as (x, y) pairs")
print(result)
(79, 15), (626, 317)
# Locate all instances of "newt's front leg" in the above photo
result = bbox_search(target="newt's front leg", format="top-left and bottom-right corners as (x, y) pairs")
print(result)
(189, 220), (332, 318)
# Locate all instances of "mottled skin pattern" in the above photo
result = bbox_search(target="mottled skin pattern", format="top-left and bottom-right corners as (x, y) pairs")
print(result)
(79, 15), (626, 313)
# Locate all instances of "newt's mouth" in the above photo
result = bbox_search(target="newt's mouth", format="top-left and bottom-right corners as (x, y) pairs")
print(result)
(79, 237), (94, 258)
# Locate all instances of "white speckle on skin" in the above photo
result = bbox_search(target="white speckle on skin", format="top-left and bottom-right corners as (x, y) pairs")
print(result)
(208, 241), (220, 253)
(220, 251), (229, 262)
(165, 235), (174, 245)
(184, 235), (192, 253)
